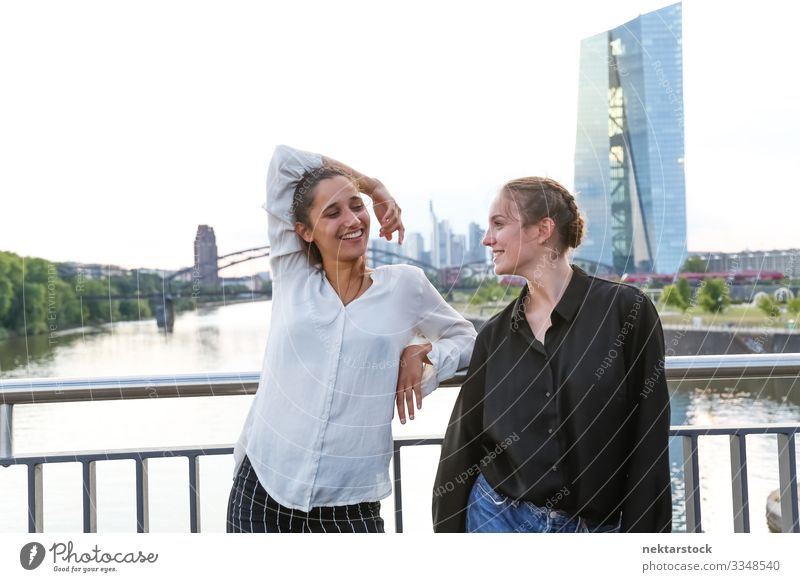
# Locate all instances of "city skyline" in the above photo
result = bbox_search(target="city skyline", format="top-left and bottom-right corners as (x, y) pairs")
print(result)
(60, 223), (800, 282)
(1, 1), (797, 276)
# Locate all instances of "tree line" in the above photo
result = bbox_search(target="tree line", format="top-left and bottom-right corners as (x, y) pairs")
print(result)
(0, 250), (259, 340)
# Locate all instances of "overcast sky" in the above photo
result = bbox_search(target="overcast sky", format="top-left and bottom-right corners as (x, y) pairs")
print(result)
(1, 0), (797, 276)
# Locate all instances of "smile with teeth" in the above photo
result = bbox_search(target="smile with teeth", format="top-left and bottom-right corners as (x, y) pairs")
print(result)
(340, 229), (364, 240)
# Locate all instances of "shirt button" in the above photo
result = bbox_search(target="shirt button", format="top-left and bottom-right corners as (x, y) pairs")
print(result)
(552, 465), (558, 471)
(545, 392), (551, 397)
(549, 511), (558, 518)
(547, 428), (553, 434)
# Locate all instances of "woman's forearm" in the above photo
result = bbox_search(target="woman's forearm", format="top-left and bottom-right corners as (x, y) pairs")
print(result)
(321, 154), (384, 198)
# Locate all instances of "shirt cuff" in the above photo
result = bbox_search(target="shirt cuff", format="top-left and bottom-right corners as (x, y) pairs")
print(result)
(426, 342), (441, 368)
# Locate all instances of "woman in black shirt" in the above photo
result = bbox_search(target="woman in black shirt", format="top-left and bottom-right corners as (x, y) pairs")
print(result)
(432, 177), (672, 533)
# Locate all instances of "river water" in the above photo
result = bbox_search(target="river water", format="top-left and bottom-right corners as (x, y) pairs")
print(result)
(1, 299), (798, 533)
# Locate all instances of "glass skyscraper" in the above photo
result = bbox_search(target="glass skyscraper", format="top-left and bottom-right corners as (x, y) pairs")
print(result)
(574, 2), (687, 275)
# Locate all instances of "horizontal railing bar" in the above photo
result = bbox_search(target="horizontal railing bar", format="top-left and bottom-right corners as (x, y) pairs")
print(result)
(0, 373), (260, 405)
(1, 446), (233, 466)
(669, 425), (800, 437)
(393, 436), (445, 445)
(3, 426), (800, 466)
(4, 426), (799, 467)
(2, 353), (800, 405)
(666, 353), (800, 380)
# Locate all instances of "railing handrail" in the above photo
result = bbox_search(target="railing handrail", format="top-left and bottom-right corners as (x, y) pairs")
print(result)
(2, 353), (800, 405)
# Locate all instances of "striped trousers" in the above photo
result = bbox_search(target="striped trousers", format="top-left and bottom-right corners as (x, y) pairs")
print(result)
(226, 454), (386, 533)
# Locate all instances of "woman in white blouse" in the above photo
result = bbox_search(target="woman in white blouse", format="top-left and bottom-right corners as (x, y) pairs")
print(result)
(226, 145), (476, 533)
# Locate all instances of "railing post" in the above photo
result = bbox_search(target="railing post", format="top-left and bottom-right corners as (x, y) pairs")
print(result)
(82, 460), (97, 533)
(0, 403), (13, 459)
(682, 434), (702, 532)
(189, 455), (201, 533)
(135, 458), (150, 533)
(729, 434), (750, 533)
(393, 444), (403, 533)
(27, 463), (43, 533)
(776, 431), (799, 533)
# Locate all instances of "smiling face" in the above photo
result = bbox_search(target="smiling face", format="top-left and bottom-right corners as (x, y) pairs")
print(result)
(482, 192), (556, 276)
(294, 175), (370, 264)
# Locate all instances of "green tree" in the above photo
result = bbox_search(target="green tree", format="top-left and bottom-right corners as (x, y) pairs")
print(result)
(0, 251), (24, 329)
(757, 295), (781, 319)
(660, 283), (689, 312)
(661, 277), (692, 311)
(49, 277), (83, 329)
(0, 273), (12, 323)
(676, 277), (692, 306)
(468, 280), (520, 307)
(680, 256), (708, 273)
(787, 297), (800, 318)
(9, 282), (49, 335)
(697, 278), (731, 314)
(119, 299), (152, 320)
(79, 278), (121, 324)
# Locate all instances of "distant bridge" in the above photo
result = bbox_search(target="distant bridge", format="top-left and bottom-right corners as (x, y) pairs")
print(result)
(78, 245), (615, 301)
(172, 245), (499, 290)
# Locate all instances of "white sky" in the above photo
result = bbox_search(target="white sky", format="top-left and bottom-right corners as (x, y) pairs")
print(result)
(1, 0), (797, 275)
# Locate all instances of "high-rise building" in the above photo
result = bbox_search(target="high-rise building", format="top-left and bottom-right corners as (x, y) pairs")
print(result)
(403, 232), (425, 262)
(574, 2), (687, 275)
(430, 201), (455, 268)
(467, 221), (487, 264)
(430, 201), (441, 268)
(370, 238), (399, 265)
(451, 233), (466, 266)
(194, 225), (219, 285)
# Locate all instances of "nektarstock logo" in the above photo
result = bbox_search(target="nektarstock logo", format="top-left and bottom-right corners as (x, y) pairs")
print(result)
(20, 542), (46, 570)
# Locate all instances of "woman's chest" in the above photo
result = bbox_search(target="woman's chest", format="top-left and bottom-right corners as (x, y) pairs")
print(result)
(483, 324), (631, 419)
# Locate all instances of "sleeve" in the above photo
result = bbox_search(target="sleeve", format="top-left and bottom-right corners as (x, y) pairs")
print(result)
(621, 291), (673, 533)
(413, 268), (477, 398)
(431, 330), (488, 533)
(264, 144), (324, 280)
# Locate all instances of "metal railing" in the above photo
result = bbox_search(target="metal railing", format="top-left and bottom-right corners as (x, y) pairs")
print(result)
(1, 353), (799, 533)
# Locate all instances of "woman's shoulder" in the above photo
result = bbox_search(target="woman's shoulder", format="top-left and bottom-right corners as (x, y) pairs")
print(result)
(377, 263), (430, 287)
(380, 263), (424, 275)
(583, 270), (649, 303)
(580, 271), (659, 324)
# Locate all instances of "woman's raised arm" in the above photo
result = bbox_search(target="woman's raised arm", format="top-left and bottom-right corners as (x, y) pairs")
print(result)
(322, 154), (405, 244)
(265, 145), (404, 282)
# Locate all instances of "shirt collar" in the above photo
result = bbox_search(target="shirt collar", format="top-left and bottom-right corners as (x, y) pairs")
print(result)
(509, 264), (591, 332)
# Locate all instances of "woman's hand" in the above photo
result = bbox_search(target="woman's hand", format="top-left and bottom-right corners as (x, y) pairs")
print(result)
(370, 184), (405, 244)
(395, 343), (432, 424)
(320, 154), (404, 244)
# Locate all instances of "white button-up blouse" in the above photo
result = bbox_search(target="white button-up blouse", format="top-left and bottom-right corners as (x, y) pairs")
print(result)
(231, 145), (477, 511)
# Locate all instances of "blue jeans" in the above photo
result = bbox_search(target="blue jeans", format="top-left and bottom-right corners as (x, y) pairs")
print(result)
(466, 472), (622, 533)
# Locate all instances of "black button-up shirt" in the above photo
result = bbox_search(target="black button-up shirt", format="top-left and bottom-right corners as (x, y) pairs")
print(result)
(432, 264), (672, 532)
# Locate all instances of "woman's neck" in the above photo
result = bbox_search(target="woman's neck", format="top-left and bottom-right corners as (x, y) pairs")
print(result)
(322, 256), (372, 300)
(519, 256), (573, 313)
